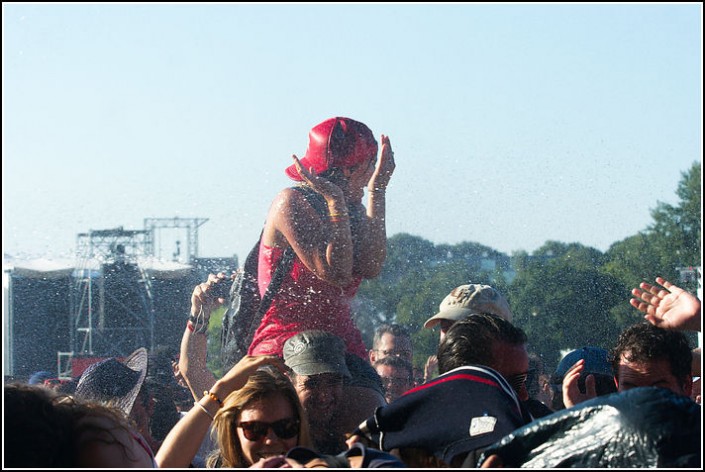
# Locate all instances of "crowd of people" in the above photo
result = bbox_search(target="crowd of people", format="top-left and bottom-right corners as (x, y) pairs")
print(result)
(4, 117), (701, 468)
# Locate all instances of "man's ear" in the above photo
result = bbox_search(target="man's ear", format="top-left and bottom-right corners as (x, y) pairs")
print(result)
(683, 374), (693, 397)
(369, 350), (377, 364)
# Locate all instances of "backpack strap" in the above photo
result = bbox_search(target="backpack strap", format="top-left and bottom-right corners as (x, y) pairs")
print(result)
(252, 239), (294, 326)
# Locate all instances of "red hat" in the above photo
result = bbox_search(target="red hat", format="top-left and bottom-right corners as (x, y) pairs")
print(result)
(285, 117), (378, 181)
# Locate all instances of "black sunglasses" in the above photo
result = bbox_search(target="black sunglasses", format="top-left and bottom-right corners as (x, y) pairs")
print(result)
(505, 372), (528, 394)
(237, 418), (299, 442)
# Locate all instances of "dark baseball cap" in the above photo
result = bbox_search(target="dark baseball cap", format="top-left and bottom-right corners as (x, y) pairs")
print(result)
(283, 330), (351, 378)
(554, 346), (613, 381)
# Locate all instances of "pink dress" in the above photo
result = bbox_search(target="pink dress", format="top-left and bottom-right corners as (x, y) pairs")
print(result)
(248, 243), (367, 359)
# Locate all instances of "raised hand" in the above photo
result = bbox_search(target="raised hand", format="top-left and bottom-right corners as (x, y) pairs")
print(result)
(190, 272), (233, 318)
(630, 277), (701, 331)
(562, 359), (597, 408)
(368, 134), (395, 192)
(218, 355), (285, 394)
(424, 354), (438, 384)
(291, 154), (345, 202)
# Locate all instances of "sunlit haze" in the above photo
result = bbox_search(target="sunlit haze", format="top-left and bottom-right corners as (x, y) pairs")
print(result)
(3, 3), (702, 264)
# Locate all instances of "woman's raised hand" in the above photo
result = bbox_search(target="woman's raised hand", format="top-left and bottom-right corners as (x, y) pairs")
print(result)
(368, 134), (395, 192)
(190, 272), (232, 317)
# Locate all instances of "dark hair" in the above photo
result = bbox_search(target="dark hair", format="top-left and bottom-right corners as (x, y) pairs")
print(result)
(610, 322), (692, 382)
(526, 352), (544, 398)
(372, 323), (411, 350)
(373, 356), (414, 383)
(4, 383), (140, 467)
(437, 314), (527, 375)
(144, 347), (184, 440)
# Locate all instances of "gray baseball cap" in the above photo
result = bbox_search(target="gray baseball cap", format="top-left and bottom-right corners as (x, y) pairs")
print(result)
(283, 330), (351, 378)
(424, 284), (513, 329)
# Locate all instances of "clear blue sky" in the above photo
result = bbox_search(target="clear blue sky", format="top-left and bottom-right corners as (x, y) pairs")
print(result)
(3, 3), (702, 265)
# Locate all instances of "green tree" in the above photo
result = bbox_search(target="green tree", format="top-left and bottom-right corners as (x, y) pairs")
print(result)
(603, 161), (701, 324)
(206, 305), (226, 379)
(355, 233), (440, 346)
(645, 161), (701, 284)
(356, 234), (510, 369)
(510, 242), (624, 369)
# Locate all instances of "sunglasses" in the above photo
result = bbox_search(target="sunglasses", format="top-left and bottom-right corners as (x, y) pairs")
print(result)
(296, 375), (344, 390)
(237, 418), (299, 442)
(505, 372), (528, 394)
(374, 349), (412, 359)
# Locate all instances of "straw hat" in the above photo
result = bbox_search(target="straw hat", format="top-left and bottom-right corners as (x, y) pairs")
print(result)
(74, 347), (148, 416)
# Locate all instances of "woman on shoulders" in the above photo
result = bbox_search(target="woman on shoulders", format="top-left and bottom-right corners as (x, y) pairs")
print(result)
(249, 116), (395, 359)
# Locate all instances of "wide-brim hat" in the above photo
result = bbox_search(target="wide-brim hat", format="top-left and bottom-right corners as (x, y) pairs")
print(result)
(424, 283), (513, 329)
(355, 365), (531, 465)
(285, 117), (378, 181)
(75, 347), (148, 417)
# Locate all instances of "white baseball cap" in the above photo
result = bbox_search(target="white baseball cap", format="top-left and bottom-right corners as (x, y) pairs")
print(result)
(424, 284), (513, 329)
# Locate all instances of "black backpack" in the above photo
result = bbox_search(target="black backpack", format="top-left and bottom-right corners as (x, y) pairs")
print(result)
(219, 235), (294, 371)
(219, 186), (326, 370)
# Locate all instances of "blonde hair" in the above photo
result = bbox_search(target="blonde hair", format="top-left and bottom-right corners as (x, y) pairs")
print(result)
(206, 369), (311, 467)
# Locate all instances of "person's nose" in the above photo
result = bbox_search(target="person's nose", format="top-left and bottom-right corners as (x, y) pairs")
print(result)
(263, 427), (278, 444)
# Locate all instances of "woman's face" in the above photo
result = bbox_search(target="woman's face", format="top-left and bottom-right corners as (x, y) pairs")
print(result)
(343, 154), (377, 201)
(236, 394), (299, 465)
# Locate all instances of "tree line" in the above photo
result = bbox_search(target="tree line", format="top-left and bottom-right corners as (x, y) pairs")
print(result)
(353, 161), (701, 372)
(207, 161), (700, 376)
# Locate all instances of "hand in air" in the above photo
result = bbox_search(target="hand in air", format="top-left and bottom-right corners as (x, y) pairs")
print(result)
(630, 277), (701, 331)
(368, 134), (396, 192)
(190, 272), (233, 317)
(219, 355), (286, 396)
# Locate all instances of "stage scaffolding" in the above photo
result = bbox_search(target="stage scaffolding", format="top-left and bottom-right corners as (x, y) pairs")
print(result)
(58, 218), (207, 379)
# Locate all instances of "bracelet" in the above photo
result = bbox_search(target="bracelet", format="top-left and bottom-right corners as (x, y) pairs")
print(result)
(329, 216), (350, 224)
(188, 314), (209, 326)
(191, 320), (209, 334)
(328, 212), (349, 218)
(188, 315), (210, 334)
(195, 323), (209, 334)
(187, 320), (209, 334)
(204, 390), (224, 408)
(194, 401), (214, 421)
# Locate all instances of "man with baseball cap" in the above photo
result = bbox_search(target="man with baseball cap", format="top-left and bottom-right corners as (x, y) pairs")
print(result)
(283, 330), (352, 454)
(424, 283), (513, 343)
(549, 346), (617, 410)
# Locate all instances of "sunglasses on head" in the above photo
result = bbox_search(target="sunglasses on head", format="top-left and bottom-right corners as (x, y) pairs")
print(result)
(237, 417), (299, 442)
